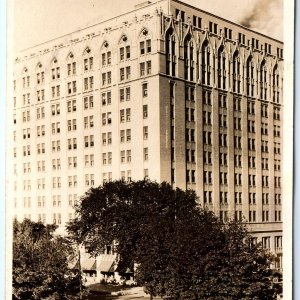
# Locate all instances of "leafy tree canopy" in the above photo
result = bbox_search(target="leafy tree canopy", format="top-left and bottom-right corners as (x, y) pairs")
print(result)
(67, 180), (282, 299)
(13, 219), (80, 300)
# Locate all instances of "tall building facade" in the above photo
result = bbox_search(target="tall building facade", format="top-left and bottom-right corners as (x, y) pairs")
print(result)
(9, 0), (283, 267)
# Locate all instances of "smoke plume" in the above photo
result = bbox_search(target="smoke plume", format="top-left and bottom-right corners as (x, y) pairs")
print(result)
(239, 0), (283, 40)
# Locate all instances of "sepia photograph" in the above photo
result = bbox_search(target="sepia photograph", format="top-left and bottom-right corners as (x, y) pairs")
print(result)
(6, 0), (294, 299)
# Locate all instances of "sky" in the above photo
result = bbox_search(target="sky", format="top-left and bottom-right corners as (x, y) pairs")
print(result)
(12, 0), (283, 53)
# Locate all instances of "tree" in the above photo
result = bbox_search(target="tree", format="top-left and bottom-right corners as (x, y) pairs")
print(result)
(67, 180), (281, 299)
(13, 219), (81, 300)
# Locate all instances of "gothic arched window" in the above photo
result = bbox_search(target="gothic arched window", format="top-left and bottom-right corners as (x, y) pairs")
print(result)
(201, 41), (211, 86)
(232, 51), (241, 93)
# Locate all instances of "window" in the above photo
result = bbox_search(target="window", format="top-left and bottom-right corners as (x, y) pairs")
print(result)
(120, 87), (130, 102)
(165, 29), (176, 76)
(262, 237), (270, 249)
(262, 193), (269, 205)
(249, 174), (256, 187)
(102, 153), (107, 165)
(261, 140), (269, 153)
(51, 103), (60, 116)
(203, 151), (212, 164)
(217, 46), (226, 89)
(275, 176), (281, 188)
(234, 117), (241, 130)
(101, 91), (111, 106)
(83, 76), (94, 91)
(143, 105), (148, 118)
(140, 39), (151, 55)
(126, 108), (131, 122)
(260, 60), (268, 100)
(274, 107), (280, 120)
(67, 138), (77, 150)
(246, 57), (255, 97)
(120, 150), (126, 163)
(84, 115), (94, 129)
(67, 99), (76, 112)
(238, 33), (246, 44)
(219, 94), (227, 108)
(67, 119), (77, 131)
(219, 153), (228, 166)
(37, 143), (45, 154)
(201, 41), (211, 85)
(108, 152), (112, 164)
(102, 51), (112, 66)
(209, 21), (218, 34)
(120, 45), (130, 61)
(84, 135), (94, 148)
(234, 98), (241, 111)
(84, 95), (93, 109)
(51, 67), (60, 80)
(203, 171), (212, 184)
(233, 52), (241, 93)
(140, 60), (152, 76)
(204, 191), (213, 204)
(234, 192), (242, 205)
(120, 110), (125, 123)
(126, 67), (130, 80)
(142, 83), (148, 97)
(102, 72), (111, 85)
(140, 62), (145, 76)
(247, 120), (255, 133)
(52, 140), (61, 152)
(249, 210), (256, 222)
(220, 172), (228, 185)
(120, 67), (130, 81)
(274, 125), (281, 137)
(144, 147), (149, 161)
(23, 93), (30, 105)
(102, 112), (112, 125)
(68, 156), (77, 168)
(102, 73), (107, 85)
(85, 174), (95, 186)
(193, 16), (202, 28)
(68, 175), (77, 188)
(143, 126), (148, 140)
(67, 62), (76, 76)
(219, 134), (227, 147)
(52, 158), (61, 170)
(102, 132), (112, 145)
(84, 56), (93, 71)
(36, 71), (45, 84)
(36, 107), (45, 119)
(274, 142), (281, 154)
(248, 139), (255, 151)
(203, 131), (212, 145)
(51, 122), (60, 134)
(219, 114), (227, 128)
(249, 156), (256, 169)
(224, 27), (232, 39)
(275, 236), (282, 251)
(120, 68), (124, 81)
(67, 81), (77, 94)
(262, 210), (269, 222)
(234, 173), (242, 185)
(52, 177), (61, 189)
(249, 193), (256, 205)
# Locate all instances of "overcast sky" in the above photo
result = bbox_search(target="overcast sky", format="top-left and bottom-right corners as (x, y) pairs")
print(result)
(12, 0), (283, 53)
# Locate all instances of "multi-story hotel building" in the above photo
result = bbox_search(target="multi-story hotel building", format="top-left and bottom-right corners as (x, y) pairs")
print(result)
(9, 0), (283, 267)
